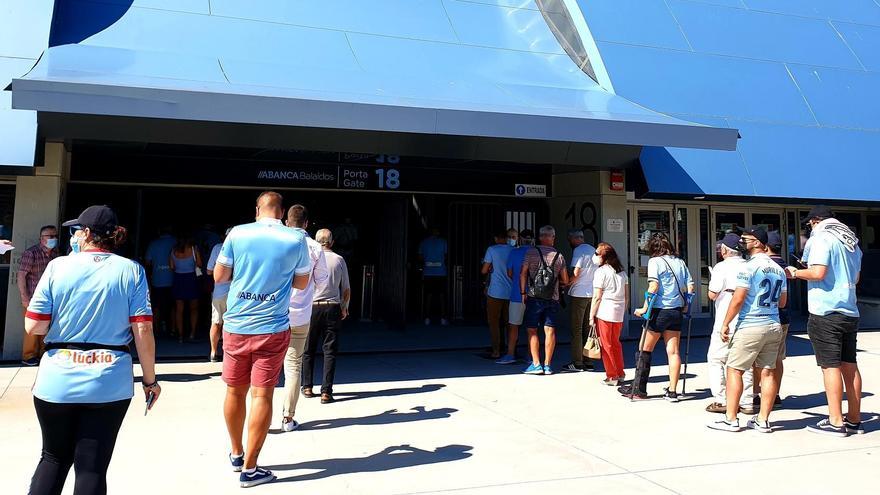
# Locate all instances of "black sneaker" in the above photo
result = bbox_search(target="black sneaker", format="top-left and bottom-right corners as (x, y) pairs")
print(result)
(21, 357), (39, 367)
(807, 419), (848, 437)
(773, 395), (783, 410)
(663, 387), (679, 403)
(581, 362), (595, 371)
(844, 419), (865, 435)
(561, 362), (584, 373)
(618, 385), (647, 400)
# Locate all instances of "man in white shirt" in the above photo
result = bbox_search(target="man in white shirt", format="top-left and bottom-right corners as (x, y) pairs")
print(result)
(280, 205), (328, 432)
(563, 230), (597, 372)
(705, 233), (754, 414)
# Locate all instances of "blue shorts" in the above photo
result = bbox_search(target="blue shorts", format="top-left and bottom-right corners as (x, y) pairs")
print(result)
(523, 298), (561, 329)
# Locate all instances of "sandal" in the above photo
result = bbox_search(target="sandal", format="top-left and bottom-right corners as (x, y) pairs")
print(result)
(301, 387), (315, 398)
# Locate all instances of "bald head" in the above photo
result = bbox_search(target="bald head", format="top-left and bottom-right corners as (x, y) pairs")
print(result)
(256, 191), (283, 219)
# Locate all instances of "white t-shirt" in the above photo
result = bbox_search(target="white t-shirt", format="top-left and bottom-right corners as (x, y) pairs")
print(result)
(569, 243), (597, 298)
(592, 264), (628, 323)
(708, 256), (746, 333)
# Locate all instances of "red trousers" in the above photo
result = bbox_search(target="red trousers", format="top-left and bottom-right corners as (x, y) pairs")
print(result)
(597, 318), (624, 379)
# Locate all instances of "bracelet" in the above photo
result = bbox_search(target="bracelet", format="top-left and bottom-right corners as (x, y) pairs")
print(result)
(142, 381), (159, 388)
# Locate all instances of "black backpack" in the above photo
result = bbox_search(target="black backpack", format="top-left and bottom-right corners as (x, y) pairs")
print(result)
(528, 247), (561, 300)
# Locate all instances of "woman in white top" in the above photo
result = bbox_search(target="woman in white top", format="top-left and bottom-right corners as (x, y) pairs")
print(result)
(589, 243), (629, 386)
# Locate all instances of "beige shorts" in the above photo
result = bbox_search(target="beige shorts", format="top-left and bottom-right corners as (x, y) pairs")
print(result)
(777, 323), (789, 360)
(211, 296), (228, 325)
(508, 302), (525, 326)
(727, 323), (783, 371)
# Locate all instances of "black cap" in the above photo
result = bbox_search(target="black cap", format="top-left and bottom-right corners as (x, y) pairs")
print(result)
(720, 233), (741, 249)
(766, 230), (783, 249)
(62, 205), (118, 236)
(741, 226), (768, 245)
(805, 205), (834, 223)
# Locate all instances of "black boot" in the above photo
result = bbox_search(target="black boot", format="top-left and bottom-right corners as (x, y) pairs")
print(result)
(618, 351), (652, 399)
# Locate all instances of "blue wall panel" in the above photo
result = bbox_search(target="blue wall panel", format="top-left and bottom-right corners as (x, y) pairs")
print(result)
(574, 0), (691, 50)
(834, 22), (880, 72)
(743, 0), (880, 26)
(209, 0), (458, 43)
(442, 1), (565, 54)
(668, 1), (862, 69)
(788, 65), (880, 131)
(0, 0), (54, 167)
(596, 42), (816, 125)
(577, 0), (880, 201)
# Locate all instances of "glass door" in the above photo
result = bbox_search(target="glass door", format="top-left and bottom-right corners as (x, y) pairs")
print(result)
(629, 207), (673, 310)
(712, 209), (747, 264)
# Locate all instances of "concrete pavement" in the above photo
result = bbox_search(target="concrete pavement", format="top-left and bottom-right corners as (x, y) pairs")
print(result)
(1, 332), (879, 494)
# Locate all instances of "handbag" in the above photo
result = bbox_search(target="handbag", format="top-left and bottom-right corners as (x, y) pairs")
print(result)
(192, 249), (204, 277)
(583, 324), (602, 360)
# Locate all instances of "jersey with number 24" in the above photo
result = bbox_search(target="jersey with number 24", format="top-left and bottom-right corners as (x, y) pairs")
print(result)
(735, 253), (787, 329)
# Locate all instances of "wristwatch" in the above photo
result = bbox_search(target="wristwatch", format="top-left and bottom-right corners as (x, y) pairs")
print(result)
(142, 380), (159, 389)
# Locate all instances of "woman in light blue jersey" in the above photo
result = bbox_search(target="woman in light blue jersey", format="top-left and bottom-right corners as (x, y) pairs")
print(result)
(24, 205), (159, 495)
(619, 233), (694, 402)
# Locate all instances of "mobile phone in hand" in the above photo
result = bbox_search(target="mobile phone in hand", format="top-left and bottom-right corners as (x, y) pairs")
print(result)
(145, 391), (155, 416)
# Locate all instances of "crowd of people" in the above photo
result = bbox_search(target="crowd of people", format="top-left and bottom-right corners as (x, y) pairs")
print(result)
(14, 194), (868, 492)
(478, 206), (865, 436)
(20, 192), (354, 491)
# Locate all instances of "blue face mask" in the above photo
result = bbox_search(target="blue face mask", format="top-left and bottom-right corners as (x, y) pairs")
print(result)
(45, 238), (58, 249)
(507, 238), (517, 247)
(70, 234), (82, 254)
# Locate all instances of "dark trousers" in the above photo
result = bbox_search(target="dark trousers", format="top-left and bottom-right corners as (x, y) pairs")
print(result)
(302, 303), (342, 394)
(30, 397), (130, 495)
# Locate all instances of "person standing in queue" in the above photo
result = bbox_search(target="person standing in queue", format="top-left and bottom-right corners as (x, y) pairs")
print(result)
(18, 225), (60, 366)
(496, 229), (533, 365)
(520, 226), (569, 375)
(619, 233), (694, 402)
(787, 206), (864, 436)
(564, 229), (597, 372)
(481, 228), (515, 359)
(25, 205), (159, 495)
(206, 228), (232, 362)
(588, 242), (629, 386)
(213, 192), (311, 488)
(280, 204), (328, 429)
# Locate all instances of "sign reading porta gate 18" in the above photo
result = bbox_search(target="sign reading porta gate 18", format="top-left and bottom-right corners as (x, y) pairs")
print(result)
(72, 151), (551, 196)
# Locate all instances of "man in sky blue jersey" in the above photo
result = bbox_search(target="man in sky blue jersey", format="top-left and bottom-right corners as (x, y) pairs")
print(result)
(213, 191), (311, 488)
(787, 206), (863, 437)
(709, 226), (787, 433)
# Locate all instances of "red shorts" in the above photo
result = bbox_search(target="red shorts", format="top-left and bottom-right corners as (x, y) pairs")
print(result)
(221, 330), (290, 388)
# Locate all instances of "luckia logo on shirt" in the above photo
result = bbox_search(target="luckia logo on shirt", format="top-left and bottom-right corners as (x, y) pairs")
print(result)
(55, 349), (117, 365)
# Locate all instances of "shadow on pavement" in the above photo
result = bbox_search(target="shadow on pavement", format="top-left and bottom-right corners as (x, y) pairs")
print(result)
(783, 391), (875, 410)
(279, 407), (457, 432)
(267, 444), (473, 483)
(156, 372), (221, 382)
(332, 384), (447, 403)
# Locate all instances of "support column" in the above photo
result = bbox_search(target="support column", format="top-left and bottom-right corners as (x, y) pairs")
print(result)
(2, 142), (68, 361)
(548, 169), (630, 333)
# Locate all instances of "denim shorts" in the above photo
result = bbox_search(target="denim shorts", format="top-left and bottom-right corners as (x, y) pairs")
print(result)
(647, 308), (683, 333)
(523, 298), (561, 329)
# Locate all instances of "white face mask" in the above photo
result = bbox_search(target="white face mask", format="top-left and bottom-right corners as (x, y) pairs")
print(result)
(591, 254), (603, 265)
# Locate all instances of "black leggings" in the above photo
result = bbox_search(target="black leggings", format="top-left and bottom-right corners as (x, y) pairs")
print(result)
(30, 397), (130, 495)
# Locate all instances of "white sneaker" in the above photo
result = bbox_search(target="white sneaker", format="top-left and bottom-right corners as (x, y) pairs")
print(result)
(281, 418), (299, 432)
(707, 417), (742, 432)
(424, 318), (431, 326)
(747, 415), (772, 433)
